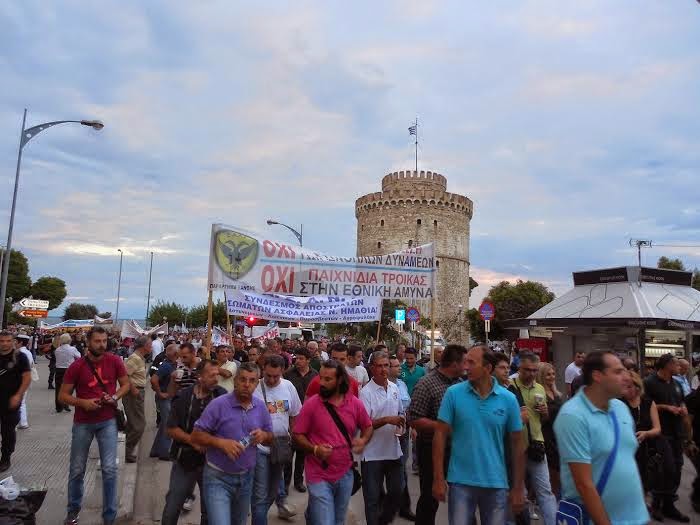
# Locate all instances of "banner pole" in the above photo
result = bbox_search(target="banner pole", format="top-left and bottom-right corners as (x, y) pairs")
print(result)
(430, 296), (435, 368)
(205, 289), (213, 360)
(376, 299), (383, 343)
(224, 291), (233, 344)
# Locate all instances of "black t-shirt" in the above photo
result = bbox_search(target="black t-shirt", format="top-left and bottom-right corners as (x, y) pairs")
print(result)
(167, 385), (227, 467)
(0, 351), (31, 405)
(685, 389), (700, 445)
(233, 349), (248, 363)
(644, 373), (683, 438)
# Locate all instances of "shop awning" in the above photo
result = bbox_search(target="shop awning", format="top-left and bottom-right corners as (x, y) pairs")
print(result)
(504, 266), (700, 330)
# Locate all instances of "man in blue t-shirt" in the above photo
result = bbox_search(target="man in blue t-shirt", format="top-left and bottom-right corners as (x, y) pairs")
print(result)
(433, 345), (525, 525)
(149, 343), (179, 459)
(554, 351), (649, 525)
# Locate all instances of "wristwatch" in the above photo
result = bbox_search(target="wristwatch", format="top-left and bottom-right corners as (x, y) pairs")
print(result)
(111, 394), (119, 402)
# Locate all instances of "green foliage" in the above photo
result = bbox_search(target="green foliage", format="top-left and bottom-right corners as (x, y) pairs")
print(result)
(148, 300), (188, 326)
(63, 303), (98, 320)
(657, 256), (685, 271)
(4, 249), (31, 302)
(30, 276), (67, 310)
(469, 280), (555, 342)
(185, 301), (228, 328)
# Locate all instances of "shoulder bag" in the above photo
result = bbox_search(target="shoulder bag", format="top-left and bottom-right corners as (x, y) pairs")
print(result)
(83, 357), (127, 432)
(261, 381), (293, 465)
(514, 382), (546, 462)
(556, 410), (620, 525)
(323, 401), (362, 495)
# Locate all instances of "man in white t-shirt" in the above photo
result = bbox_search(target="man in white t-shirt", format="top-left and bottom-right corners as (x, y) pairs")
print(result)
(15, 335), (34, 429)
(564, 352), (585, 395)
(151, 332), (165, 360)
(215, 345), (237, 393)
(347, 344), (370, 388)
(253, 354), (302, 523)
(360, 350), (403, 525)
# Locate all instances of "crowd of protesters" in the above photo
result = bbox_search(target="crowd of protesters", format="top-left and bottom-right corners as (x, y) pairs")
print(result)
(1, 324), (700, 524)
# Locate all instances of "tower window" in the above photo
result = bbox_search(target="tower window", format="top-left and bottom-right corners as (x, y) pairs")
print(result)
(436, 260), (440, 268)
(380, 219), (384, 227)
(361, 225), (364, 231)
(377, 242), (382, 249)
(408, 240), (413, 248)
(434, 220), (438, 226)
(417, 219), (422, 225)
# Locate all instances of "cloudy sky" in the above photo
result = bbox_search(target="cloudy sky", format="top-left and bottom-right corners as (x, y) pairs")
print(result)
(1, 1), (699, 319)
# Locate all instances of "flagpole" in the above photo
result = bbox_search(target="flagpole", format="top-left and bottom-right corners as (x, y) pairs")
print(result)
(205, 289), (213, 360)
(414, 117), (418, 173)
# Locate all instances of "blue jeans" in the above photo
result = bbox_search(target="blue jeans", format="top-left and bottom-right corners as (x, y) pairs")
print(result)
(361, 459), (402, 525)
(252, 449), (284, 524)
(203, 464), (254, 525)
(526, 456), (557, 525)
(149, 398), (172, 458)
(448, 483), (507, 525)
(161, 461), (207, 525)
(67, 418), (118, 522)
(306, 469), (354, 525)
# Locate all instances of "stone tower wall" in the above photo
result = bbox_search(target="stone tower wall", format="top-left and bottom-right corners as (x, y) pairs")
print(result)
(355, 170), (473, 340)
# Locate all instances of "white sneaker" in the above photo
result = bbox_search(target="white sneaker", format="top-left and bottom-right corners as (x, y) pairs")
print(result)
(182, 497), (194, 512)
(278, 501), (297, 519)
(17, 423), (29, 430)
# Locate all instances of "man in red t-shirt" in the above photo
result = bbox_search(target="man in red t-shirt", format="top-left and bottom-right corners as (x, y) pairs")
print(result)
(294, 360), (373, 525)
(59, 327), (129, 525)
(305, 342), (360, 398)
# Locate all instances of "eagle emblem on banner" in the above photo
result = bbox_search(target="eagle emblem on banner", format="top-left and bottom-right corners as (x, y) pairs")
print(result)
(214, 229), (259, 279)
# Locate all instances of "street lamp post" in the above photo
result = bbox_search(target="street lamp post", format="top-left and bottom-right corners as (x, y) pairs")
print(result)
(115, 249), (123, 324)
(145, 251), (154, 325)
(266, 219), (303, 247)
(0, 109), (104, 328)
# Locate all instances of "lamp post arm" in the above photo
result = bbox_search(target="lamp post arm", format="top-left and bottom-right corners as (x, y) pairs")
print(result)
(279, 223), (303, 246)
(21, 120), (96, 148)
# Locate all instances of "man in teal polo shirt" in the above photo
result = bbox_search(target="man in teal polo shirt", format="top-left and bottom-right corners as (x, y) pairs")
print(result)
(554, 351), (649, 525)
(400, 348), (425, 395)
(433, 345), (525, 525)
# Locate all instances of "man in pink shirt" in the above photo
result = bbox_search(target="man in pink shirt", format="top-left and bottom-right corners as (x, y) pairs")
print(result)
(293, 360), (373, 525)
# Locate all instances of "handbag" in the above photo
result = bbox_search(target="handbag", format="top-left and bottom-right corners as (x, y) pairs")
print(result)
(556, 410), (620, 525)
(323, 401), (362, 495)
(83, 357), (127, 432)
(261, 381), (293, 465)
(514, 383), (546, 462)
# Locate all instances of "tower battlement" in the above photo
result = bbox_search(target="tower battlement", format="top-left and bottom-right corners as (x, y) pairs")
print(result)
(381, 170), (447, 192)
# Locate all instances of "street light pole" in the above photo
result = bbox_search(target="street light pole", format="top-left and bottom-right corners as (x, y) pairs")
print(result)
(115, 249), (123, 324)
(0, 109), (104, 328)
(145, 251), (153, 325)
(266, 219), (303, 247)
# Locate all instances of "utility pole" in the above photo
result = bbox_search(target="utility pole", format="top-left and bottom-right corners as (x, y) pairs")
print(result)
(629, 239), (652, 267)
(115, 249), (123, 323)
(145, 251), (153, 325)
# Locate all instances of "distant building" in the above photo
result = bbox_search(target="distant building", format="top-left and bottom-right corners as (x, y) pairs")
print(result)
(355, 170), (473, 343)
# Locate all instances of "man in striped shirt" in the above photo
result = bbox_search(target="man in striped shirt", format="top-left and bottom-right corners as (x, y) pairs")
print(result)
(168, 343), (200, 397)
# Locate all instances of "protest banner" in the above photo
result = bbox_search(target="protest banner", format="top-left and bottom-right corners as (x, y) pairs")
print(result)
(120, 320), (168, 339)
(226, 288), (381, 324)
(207, 224), (435, 300)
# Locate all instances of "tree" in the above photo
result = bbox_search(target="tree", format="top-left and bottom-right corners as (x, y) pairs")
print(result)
(63, 303), (98, 320)
(148, 301), (188, 326)
(30, 276), (67, 310)
(657, 256), (685, 271)
(185, 301), (228, 328)
(469, 280), (555, 341)
(3, 249), (31, 302)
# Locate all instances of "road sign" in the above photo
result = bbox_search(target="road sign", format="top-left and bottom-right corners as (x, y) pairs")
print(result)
(406, 307), (420, 323)
(18, 298), (49, 310)
(395, 308), (406, 324)
(18, 309), (49, 319)
(479, 300), (495, 321)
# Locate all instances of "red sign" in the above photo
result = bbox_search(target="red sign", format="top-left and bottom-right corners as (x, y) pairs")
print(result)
(478, 300), (495, 321)
(18, 309), (48, 319)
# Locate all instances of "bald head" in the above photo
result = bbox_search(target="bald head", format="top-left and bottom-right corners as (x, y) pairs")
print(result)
(165, 343), (179, 361)
(678, 359), (690, 375)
